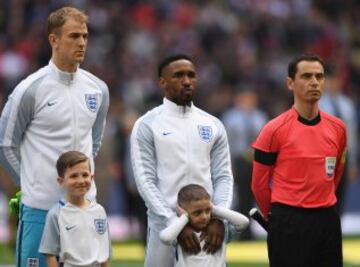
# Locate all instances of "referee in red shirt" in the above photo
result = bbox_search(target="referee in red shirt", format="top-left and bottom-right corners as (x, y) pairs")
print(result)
(251, 53), (346, 267)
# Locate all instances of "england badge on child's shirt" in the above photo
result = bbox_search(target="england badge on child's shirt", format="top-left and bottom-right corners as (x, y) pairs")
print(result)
(94, 219), (107, 234)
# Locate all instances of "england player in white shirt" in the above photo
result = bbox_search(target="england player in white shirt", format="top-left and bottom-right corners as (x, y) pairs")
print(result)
(160, 184), (249, 267)
(0, 7), (109, 267)
(39, 151), (110, 267)
(131, 54), (233, 267)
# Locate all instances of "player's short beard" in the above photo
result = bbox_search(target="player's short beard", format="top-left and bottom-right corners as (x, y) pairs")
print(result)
(167, 91), (192, 106)
(176, 93), (192, 107)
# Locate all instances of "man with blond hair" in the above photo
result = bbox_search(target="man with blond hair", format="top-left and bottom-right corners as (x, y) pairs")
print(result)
(0, 6), (109, 267)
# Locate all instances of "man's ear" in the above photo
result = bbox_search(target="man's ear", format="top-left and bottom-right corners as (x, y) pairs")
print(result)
(287, 77), (294, 92)
(48, 33), (58, 49)
(159, 77), (166, 90)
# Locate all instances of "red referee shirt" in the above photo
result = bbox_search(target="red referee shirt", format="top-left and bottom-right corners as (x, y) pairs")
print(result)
(251, 107), (347, 218)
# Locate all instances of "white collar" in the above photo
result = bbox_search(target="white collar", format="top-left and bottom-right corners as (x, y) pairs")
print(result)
(163, 97), (194, 117)
(49, 60), (79, 85)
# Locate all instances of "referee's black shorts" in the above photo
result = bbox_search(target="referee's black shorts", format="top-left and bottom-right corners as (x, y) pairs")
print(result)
(267, 203), (343, 267)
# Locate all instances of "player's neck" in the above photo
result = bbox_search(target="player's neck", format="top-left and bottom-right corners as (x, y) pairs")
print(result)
(51, 55), (78, 73)
(293, 102), (319, 120)
(66, 195), (90, 209)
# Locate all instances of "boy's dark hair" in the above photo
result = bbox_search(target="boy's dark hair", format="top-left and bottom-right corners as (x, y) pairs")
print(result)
(157, 54), (194, 78)
(178, 184), (210, 207)
(288, 53), (325, 79)
(56, 151), (89, 177)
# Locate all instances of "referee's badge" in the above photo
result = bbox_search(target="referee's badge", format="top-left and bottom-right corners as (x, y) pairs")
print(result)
(85, 94), (98, 112)
(325, 157), (336, 178)
(94, 219), (107, 234)
(198, 125), (213, 143)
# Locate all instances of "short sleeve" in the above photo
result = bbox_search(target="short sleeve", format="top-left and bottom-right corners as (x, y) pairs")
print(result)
(39, 206), (60, 255)
(252, 121), (280, 153)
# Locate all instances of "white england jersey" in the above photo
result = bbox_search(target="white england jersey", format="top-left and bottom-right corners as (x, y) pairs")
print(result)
(176, 232), (226, 267)
(39, 200), (110, 266)
(160, 206), (249, 267)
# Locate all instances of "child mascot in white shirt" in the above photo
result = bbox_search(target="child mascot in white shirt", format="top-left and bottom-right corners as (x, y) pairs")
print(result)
(160, 184), (249, 267)
(39, 151), (111, 267)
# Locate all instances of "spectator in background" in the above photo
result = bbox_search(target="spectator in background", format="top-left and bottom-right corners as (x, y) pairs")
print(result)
(107, 109), (147, 243)
(122, 110), (147, 244)
(222, 88), (267, 240)
(320, 67), (358, 215)
(0, 7), (109, 267)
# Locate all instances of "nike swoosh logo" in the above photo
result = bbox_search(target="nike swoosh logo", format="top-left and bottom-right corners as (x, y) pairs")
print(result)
(162, 132), (172, 136)
(65, 225), (76, 231)
(47, 102), (56, 106)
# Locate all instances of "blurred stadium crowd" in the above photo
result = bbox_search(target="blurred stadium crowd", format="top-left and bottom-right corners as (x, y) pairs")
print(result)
(0, 0), (359, 241)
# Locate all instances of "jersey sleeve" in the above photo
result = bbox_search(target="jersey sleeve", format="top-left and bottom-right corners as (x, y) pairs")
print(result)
(210, 120), (234, 209)
(251, 121), (279, 219)
(252, 121), (280, 153)
(251, 160), (273, 219)
(334, 123), (347, 188)
(92, 82), (109, 158)
(39, 205), (60, 255)
(100, 205), (112, 260)
(159, 214), (189, 245)
(211, 205), (249, 231)
(130, 118), (175, 224)
(0, 84), (36, 186)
